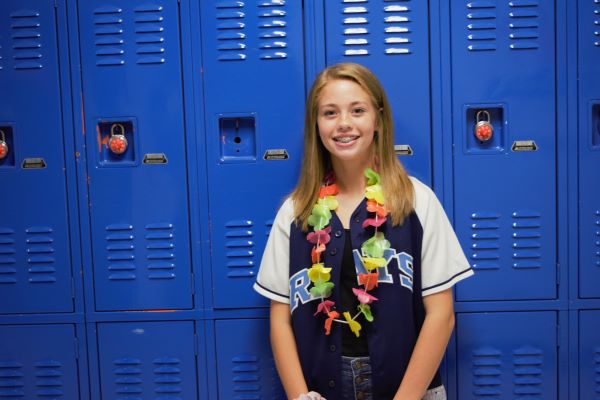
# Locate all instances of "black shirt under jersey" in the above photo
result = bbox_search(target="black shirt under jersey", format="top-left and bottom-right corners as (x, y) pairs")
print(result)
(341, 229), (369, 356)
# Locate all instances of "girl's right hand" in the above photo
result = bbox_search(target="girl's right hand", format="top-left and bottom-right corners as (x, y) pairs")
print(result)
(294, 391), (326, 400)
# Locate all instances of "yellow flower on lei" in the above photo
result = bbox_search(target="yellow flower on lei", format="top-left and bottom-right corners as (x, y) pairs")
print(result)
(343, 311), (362, 338)
(307, 263), (332, 283)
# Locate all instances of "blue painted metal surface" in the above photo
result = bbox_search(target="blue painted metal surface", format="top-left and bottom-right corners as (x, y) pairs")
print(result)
(0, 324), (81, 399)
(578, 0), (600, 299)
(451, 0), (558, 302)
(77, 0), (194, 311)
(579, 310), (600, 400)
(214, 318), (284, 399)
(95, 321), (198, 398)
(456, 311), (558, 399)
(0, 0), (75, 314)
(200, 0), (304, 309)
(323, 0), (432, 184)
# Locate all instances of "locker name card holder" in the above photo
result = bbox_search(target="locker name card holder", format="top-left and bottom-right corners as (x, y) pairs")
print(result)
(143, 153), (168, 164)
(22, 158), (46, 169)
(263, 149), (289, 160)
(511, 140), (538, 152)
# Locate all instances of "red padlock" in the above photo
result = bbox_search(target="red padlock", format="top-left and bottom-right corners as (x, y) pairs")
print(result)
(108, 123), (128, 155)
(474, 110), (493, 142)
(0, 130), (8, 160)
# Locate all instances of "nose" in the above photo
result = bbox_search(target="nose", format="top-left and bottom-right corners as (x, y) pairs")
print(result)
(337, 112), (351, 131)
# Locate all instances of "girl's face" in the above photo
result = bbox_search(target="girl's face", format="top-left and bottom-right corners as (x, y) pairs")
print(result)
(317, 79), (378, 167)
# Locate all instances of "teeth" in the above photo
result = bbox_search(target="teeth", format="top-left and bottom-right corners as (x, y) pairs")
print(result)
(335, 136), (356, 143)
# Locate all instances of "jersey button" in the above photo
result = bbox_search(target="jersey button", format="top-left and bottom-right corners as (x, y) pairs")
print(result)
(354, 217), (361, 224)
(328, 380), (336, 388)
(329, 344), (336, 352)
(334, 230), (342, 238)
(330, 248), (337, 256)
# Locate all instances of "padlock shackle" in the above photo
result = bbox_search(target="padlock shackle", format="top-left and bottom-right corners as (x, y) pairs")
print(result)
(476, 110), (491, 123)
(110, 123), (126, 137)
(0, 129), (5, 141)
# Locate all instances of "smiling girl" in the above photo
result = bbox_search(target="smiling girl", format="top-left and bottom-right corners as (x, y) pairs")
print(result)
(254, 63), (474, 400)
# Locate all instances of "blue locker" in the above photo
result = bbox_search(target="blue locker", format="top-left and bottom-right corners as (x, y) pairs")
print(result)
(578, 0), (600, 299)
(96, 321), (198, 399)
(214, 318), (284, 399)
(201, 0), (305, 308)
(77, 0), (194, 311)
(323, 0), (432, 183)
(579, 310), (600, 400)
(456, 312), (558, 399)
(451, 1), (558, 301)
(0, 0), (74, 313)
(0, 324), (80, 399)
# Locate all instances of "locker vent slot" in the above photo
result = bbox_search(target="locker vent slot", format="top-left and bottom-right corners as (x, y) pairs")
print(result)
(153, 357), (183, 394)
(383, 1), (412, 55)
(26, 226), (56, 283)
(216, 1), (247, 60)
(106, 224), (136, 280)
(93, 6), (125, 66)
(594, 347), (600, 394)
(342, 3), (369, 56)
(0, 228), (16, 284)
(508, 1), (540, 50)
(135, 4), (166, 64)
(470, 212), (500, 270)
(10, 10), (43, 70)
(595, 3), (600, 47)
(145, 223), (176, 280)
(466, 2), (497, 51)
(231, 354), (260, 393)
(511, 211), (542, 269)
(471, 347), (502, 397)
(258, 1), (288, 60)
(0, 360), (24, 397)
(595, 210), (600, 268)
(512, 346), (543, 396)
(113, 357), (143, 394)
(34, 359), (64, 396)
(225, 220), (256, 278)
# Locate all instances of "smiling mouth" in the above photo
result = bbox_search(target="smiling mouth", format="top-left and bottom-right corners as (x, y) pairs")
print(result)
(333, 136), (358, 143)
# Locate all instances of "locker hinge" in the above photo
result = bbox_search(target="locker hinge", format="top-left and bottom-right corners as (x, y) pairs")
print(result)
(191, 272), (195, 294)
(556, 322), (560, 348)
(54, 0), (58, 8)
(556, 262), (560, 291)
(194, 333), (199, 356)
(71, 277), (76, 299)
(74, 337), (80, 359)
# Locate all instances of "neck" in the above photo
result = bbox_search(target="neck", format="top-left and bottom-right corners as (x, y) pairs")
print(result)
(331, 155), (373, 196)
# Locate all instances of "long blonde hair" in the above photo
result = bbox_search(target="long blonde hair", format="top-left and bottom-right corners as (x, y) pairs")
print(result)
(291, 63), (414, 230)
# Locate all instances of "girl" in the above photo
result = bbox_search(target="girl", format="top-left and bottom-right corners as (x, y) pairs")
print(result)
(253, 63), (473, 400)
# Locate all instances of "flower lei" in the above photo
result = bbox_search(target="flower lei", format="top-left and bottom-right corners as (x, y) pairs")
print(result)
(307, 168), (390, 337)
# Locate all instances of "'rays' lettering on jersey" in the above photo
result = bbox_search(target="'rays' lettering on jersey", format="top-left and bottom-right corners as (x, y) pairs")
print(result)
(289, 248), (414, 313)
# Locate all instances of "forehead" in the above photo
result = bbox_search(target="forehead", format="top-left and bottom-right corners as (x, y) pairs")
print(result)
(318, 79), (371, 106)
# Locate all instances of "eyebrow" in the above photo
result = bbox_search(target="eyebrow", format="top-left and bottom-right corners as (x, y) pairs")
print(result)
(319, 101), (369, 108)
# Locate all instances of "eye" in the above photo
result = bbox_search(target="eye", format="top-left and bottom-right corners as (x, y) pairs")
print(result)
(352, 108), (366, 115)
(322, 109), (337, 117)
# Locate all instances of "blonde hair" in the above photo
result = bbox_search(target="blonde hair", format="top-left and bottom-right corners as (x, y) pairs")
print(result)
(291, 63), (414, 230)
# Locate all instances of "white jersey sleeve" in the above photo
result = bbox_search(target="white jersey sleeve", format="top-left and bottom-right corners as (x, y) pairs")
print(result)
(253, 197), (295, 304)
(411, 177), (474, 296)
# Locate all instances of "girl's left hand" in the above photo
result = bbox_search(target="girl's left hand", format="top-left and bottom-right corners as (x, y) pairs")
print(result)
(294, 391), (326, 400)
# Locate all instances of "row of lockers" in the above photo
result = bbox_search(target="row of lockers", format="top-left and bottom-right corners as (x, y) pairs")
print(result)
(0, 0), (598, 314)
(1, 311), (598, 399)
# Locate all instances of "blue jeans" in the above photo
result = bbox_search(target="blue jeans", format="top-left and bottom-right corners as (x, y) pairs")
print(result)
(340, 356), (447, 400)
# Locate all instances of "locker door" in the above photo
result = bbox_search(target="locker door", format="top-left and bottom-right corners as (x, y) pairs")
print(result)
(201, 1), (305, 308)
(215, 319), (284, 399)
(0, 324), (80, 399)
(0, 0), (74, 313)
(78, 0), (193, 311)
(324, 0), (432, 183)
(579, 311), (600, 400)
(451, 1), (557, 301)
(96, 321), (198, 399)
(578, 0), (600, 298)
(456, 312), (558, 399)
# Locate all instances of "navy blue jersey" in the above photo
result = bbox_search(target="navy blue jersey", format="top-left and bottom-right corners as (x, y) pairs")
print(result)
(254, 177), (474, 399)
